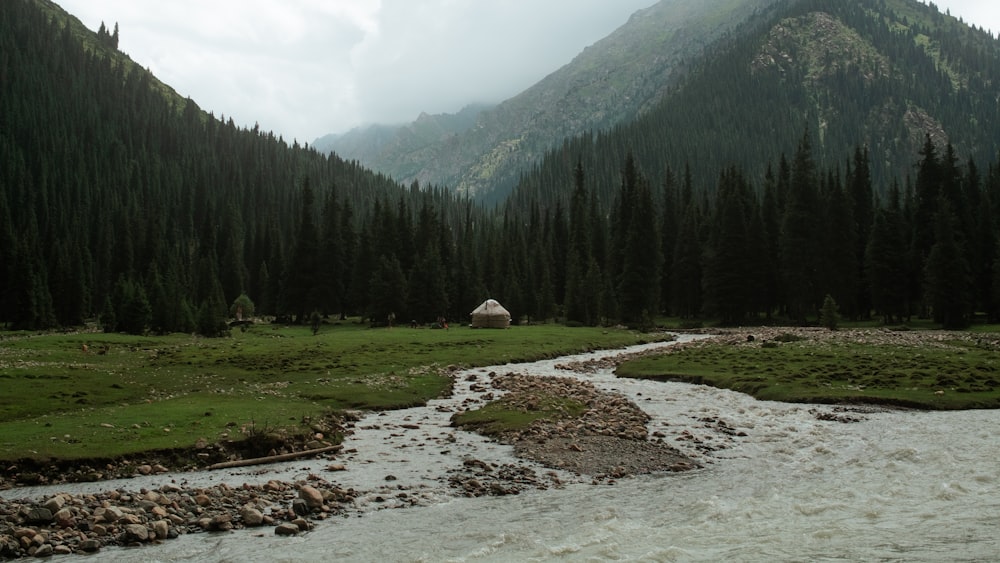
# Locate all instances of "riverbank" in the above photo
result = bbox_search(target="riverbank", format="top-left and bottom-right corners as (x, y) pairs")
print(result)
(618, 326), (1000, 409)
(0, 337), (707, 559)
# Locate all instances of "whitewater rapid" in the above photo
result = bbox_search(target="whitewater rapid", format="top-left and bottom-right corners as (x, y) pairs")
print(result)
(5, 334), (998, 561)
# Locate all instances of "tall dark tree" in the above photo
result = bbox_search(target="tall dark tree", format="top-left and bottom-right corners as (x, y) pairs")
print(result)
(702, 167), (752, 325)
(369, 255), (408, 326)
(672, 203), (703, 319)
(819, 170), (858, 318)
(285, 178), (321, 322)
(924, 197), (973, 329)
(565, 160), (596, 324)
(780, 131), (821, 324)
(615, 155), (661, 327)
(866, 182), (909, 324)
(848, 146), (874, 318)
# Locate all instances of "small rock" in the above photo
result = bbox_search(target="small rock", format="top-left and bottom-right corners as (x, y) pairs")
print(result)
(25, 508), (53, 525)
(299, 486), (323, 509)
(274, 523), (299, 536)
(240, 507), (264, 527)
(291, 517), (311, 531)
(123, 524), (149, 543)
(78, 539), (101, 553)
(291, 498), (309, 516)
(53, 508), (74, 528)
(152, 520), (169, 540)
(42, 496), (65, 513)
(211, 514), (233, 531)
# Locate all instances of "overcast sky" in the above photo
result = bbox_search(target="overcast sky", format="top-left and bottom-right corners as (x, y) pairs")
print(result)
(57, 0), (1000, 144)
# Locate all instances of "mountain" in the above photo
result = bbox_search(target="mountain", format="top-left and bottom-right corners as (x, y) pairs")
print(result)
(507, 0), (1000, 211)
(312, 103), (491, 181)
(314, 0), (781, 200)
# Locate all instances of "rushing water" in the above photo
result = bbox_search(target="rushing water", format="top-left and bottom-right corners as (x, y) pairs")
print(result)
(5, 334), (999, 561)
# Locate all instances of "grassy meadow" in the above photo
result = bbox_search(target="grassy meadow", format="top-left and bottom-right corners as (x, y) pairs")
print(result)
(617, 331), (1000, 409)
(0, 322), (658, 462)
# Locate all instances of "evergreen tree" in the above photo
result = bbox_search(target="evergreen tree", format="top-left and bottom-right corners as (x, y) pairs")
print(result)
(820, 294), (840, 331)
(565, 160), (594, 324)
(702, 167), (751, 325)
(285, 178), (321, 322)
(848, 146), (874, 319)
(819, 170), (858, 318)
(780, 132), (821, 324)
(615, 155), (661, 327)
(672, 203), (703, 319)
(866, 182), (908, 324)
(923, 197), (973, 329)
(369, 255), (408, 325)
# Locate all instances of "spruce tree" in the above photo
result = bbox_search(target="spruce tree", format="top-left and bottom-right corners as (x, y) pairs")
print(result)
(672, 203), (702, 319)
(780, 132), (821, 324)
(702, 167), (751, 325)
(286, 178), (321, 323)
(923, 197), (972, 329)
(866, 183), (908, 324)
(616, 155), (661, 327)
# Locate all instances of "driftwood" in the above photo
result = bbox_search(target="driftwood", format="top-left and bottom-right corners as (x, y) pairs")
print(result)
(207, 444), (343, 470)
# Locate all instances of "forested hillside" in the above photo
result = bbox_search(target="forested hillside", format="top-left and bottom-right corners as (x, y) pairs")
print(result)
(504, 0), (1000, 328)
(0, 0), (489, 332)
(3, 0), (1000, 335)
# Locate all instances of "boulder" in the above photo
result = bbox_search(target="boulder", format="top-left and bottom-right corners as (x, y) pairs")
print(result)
(274, 523), (299, 536)
(298, 486), (324, 509)
(152, 520), (170, 540)
(53, 507), (75, 528)
(239, 507), (264, 527)
(42, 495), (65, 513)
(78, 539), (101, 553)
(25, 507), (53, 525)
(122, 524), (149, 543)
(291, 498), (309, 517)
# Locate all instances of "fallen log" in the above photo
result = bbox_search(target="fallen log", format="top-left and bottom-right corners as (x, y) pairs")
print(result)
(207, 444), (343, 470)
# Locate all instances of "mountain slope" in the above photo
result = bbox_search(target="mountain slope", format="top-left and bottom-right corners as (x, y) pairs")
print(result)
(506, 0), (1000, 211)
(315, 0), (781, 199)
(0, 0), (482, 330)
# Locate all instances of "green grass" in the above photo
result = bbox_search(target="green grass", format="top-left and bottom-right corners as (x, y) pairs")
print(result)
(0, 322), (657, 461)
(616, 336), (1000, 409)
(452, 393), (588, 436)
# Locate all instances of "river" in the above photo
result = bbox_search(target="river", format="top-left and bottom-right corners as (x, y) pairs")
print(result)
(4, 334), (999, 561)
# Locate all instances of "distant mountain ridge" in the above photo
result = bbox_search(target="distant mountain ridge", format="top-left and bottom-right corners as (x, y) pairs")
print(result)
(506, 0), (1000, 213)
(313, 0), (781, 199)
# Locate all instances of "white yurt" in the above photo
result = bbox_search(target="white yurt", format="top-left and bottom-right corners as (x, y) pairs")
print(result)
(469, 299), (512, 328)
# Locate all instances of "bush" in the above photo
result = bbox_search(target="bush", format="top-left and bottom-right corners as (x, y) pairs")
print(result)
(773, 332), (805, 342)
(820, 294), (840, 331)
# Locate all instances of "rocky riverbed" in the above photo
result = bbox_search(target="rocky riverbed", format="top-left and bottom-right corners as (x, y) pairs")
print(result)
(462, 373), (698, 480)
